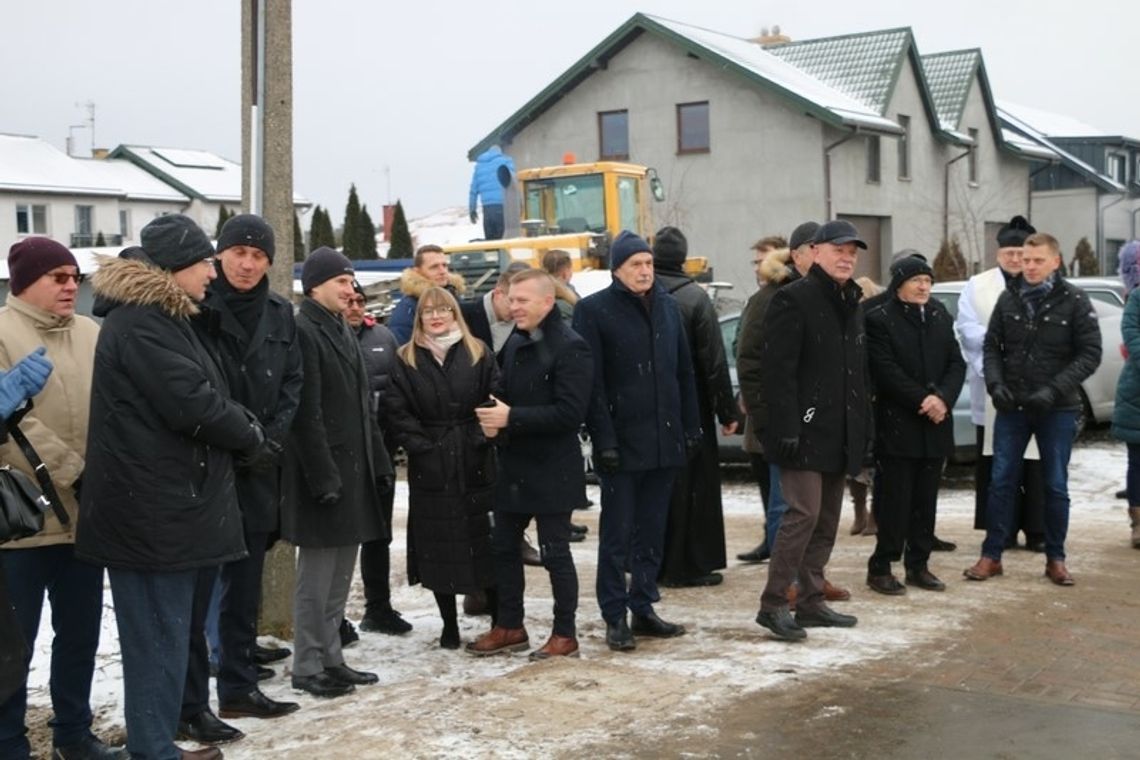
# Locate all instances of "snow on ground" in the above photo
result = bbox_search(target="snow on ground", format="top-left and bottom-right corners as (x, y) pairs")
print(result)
(24, 438), (1131, 757)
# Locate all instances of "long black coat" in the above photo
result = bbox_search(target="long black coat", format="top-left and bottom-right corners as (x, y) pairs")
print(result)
(385, 341), (498, 594)
(865, 296), (965, 459)
(281, 298), (390, 549)
(494, 308), (592, 514)
(572, 279), (700, 471)
(983, 274), (1102, 411)
(761, 265), (871, 477)
(194, 281), (303, 533)
(76, 256), (260, 572)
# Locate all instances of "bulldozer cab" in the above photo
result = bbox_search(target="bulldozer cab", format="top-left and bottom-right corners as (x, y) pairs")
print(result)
(518, 161), (654, 240)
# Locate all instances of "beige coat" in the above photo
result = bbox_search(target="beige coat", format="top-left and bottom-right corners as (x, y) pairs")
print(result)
(0, 296), (98, 548)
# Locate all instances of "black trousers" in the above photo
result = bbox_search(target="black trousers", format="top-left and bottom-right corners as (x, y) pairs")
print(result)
(973, 425), (1045, 537)
(869, 457), (942, 575)
(215, 531), (269, 702)
(360, 483), (396, 616)
(181, 566), (221, 720)
(492, 510), (578, 637)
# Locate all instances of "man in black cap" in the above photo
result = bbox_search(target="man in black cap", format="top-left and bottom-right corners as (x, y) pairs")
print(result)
(755, 220), (871, 641)
(573, 230), (700, 651)
(281, 248), (393, 698)
(182, 214), (303, 735)
(77, 214), (269, 760)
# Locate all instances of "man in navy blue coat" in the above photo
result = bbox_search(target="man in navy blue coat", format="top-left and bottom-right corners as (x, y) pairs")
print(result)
(572, 231), (701, 651)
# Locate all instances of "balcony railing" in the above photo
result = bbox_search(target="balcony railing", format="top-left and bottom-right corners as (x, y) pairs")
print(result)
(70, 233), (124, 248)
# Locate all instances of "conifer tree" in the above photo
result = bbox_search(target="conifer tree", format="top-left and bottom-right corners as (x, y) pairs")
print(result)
(1072, 237), (1099, 276)
(388, 200), (413, 259)
(343, 184), (362, 258)
(360, 204), (378, 259)
(932, 237), (967, 281)
(94, 231), (106, 247)
(318, 207), (337, 249)
(293, 212), (305, 262)
(215, 205), (232, 239)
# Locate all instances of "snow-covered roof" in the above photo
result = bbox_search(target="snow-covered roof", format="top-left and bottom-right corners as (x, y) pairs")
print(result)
(921, 50), (980, 132)
(1001, 128), (1057, 160)
(999, 100), (1114, 140)
(997, 106), (1125, 192)
(0, 134), (122, 197)
(79, 157), (189, 202)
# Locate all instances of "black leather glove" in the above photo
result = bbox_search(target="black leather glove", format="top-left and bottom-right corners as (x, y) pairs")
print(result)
(237, 438), (282, 472)
(990, 384), (1017, 412)
(72, 473), (83, 502)
(469, 210), (478, 225)
(376, 475), (394, 495)
(1024, 386), (1057, 412)
(597, 448), (621, 474)
(777, 436), (800, 460)
(317, 490), (341, 507)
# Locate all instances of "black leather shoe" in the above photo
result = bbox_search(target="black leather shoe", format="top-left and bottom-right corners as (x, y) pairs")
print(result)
(905, 567), (946, 591)
(867, 573), (906, 595)
(568, 530), (586, 543)
(177, 708), (245, 745)
(339, 618), (360, 648)
(660, 573), (723, 588)
(794, 603), (858, 628)
(605, 618), (636, 651)
(736, 543), (770, 563)
(291, 672), (355, 698)
(254, 644), (291, 664)
(521, 536), (543, 566)
(257, 665), (275, 681)
(630, 611), (686, 638)
(1026, 535), (1046, 553)
(52, 734), (127, 760)
(325, 663), (379, 685)
(218, 687), (300, 720)
(755, 608), (806, 641)
(930, 536), (957, 552)
(360, 608), (413, 635)
(570, 522), (588, 535)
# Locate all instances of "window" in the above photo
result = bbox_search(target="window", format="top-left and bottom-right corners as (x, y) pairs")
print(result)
(15, 204), (47, 235)
(119, 209), (131, 239)
(676, 101), (710, 153)
(75, 205), (93, 235)
(598, 110), (629, 160)
(1108, 152), (1127, 183)
(524, 173), (606, 233)
(897, 114), (911, 179)
(968, 128), (979, 183)
(616, 176), (640, 234)
(866, 136), (881, 183)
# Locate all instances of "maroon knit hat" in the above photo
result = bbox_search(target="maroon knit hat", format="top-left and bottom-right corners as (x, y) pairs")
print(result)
(8, 237), (79, 295)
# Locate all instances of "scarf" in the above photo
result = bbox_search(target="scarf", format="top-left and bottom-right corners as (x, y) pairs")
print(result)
(416, 328), (463, 366)
(213, 268), (268, 338)
(1019, 274), (1054, 320)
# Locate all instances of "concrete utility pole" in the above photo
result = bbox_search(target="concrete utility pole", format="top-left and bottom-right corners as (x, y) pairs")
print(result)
(242, 0), (296, 637)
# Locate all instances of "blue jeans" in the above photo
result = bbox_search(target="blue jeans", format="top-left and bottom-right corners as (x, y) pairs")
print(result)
(0, 545), (104, 757)
(982, 409), (1077, 561)
(109, 567), (199, 760)
(765, 463), (788, 552)
(596, 469), (676, 624)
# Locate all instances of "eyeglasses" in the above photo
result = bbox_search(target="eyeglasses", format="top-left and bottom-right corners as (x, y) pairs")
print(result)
(45, 272), (85, 285)
(347, 297), (366, 306)
(423, 306), (454, 318)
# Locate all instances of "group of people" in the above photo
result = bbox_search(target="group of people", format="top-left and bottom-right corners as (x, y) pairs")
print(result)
(0, 206), (1119, 758)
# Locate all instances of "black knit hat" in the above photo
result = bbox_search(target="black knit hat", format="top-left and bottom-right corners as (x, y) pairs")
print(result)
(302, 246), (354, 294)
(609, 230), (652, 271)
(996, 215), (1036, 248)
(140, 214), (215, 272)
(888, 253), (933, 292)
(217, 214), (276, 262)
(652, 226), (688, 269)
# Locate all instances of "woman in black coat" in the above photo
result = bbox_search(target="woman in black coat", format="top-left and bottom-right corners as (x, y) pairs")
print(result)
(864, 256), (965, 595)
(386, 286), (499, 649)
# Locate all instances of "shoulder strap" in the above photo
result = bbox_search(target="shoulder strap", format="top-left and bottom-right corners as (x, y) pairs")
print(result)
(5, 402), (69, 526)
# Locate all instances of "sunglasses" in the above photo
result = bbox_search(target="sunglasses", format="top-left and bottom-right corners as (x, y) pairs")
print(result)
(45, 272), (85, 285)
(347, 297), (366, 306)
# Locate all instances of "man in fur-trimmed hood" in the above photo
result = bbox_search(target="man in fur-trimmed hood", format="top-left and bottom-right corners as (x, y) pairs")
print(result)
(386, 244), (466, 344)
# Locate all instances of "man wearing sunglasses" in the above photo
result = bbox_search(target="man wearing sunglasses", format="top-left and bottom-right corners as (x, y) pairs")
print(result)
(0, 238), (122, 759)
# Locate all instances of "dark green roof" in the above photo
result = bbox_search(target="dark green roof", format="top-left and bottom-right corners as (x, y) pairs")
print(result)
(921, 50), (980, 131)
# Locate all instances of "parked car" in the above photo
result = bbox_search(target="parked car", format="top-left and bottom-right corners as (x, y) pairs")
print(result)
(931, 280), (1124, 462)
(717, 312), (747, 462)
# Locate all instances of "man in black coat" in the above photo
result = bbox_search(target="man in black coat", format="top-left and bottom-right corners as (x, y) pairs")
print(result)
(573, 231), (701, 651)
(77, 215), (267, 760)
(468, 270), (593, 658)
(282, 248), (394, 698)
(185, 215), (303, 732)
(651, 227), (739, 587)
(966, 232), (1102, 586)
(864, 255), (965, 595)
(344, 282), (412, 636)
(755, 220), (871, 641)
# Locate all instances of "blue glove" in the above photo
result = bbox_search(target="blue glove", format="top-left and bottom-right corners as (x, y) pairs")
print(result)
(0, 347), (53, 419)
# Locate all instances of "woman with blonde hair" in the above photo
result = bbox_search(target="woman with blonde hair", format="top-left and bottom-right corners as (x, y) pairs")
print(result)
(386, 286), (499, 648)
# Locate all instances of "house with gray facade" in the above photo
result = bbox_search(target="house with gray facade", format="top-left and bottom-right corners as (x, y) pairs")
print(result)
(469, 14), (1039, 293)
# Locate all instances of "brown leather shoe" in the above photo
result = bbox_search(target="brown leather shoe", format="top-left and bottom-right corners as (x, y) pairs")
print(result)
(823, 579), (851, 602)
(464, 626), (529, 656)
(521, 536), (543, 567)
(963, 557), (1003, 581)
(181, 748), (223, 760)
(529, 634), (579, 660)
(1045, 559), (1075, 586)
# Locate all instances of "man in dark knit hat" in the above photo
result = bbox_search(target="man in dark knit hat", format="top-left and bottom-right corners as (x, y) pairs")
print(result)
(281, 248), (393, 698)
(77, 214), (269, 760)
(650, 227), (739, 588)
(182, 214), (303, 737)
(572, 230), (700, 651)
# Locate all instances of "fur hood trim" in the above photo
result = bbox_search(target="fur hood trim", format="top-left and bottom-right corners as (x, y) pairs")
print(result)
(553, 279), (578, 306)
(400, 267), (467, 298)
(92, 255), (199, 319)
(758, 248), (793, 285)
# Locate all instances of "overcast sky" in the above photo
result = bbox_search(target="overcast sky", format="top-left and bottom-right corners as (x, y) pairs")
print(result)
(4, 0), (1136, 225)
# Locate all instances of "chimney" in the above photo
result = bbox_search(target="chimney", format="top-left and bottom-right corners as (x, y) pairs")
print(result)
(91, 147), (109, 159)
(752, 24), (791, 47)
(382, 203), (396, 241)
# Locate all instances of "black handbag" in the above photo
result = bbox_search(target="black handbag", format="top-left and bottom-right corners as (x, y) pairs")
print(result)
(0, 401), (69, 544)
